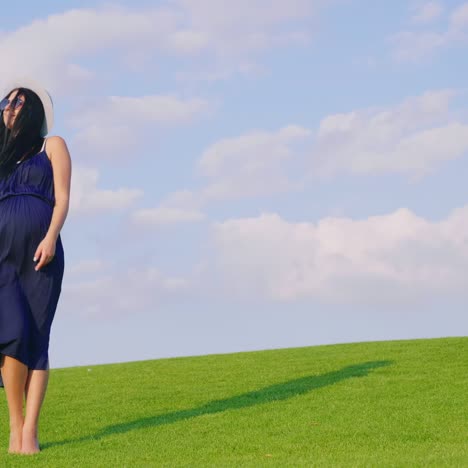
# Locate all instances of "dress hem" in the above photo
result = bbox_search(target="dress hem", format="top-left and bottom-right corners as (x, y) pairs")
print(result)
(0, 351), (49, 371)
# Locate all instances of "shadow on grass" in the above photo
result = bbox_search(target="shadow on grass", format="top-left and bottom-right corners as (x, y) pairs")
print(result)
(43, 360), (392, 449)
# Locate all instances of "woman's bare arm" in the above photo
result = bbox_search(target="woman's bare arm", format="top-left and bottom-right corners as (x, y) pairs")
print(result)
(45, 135), (72, 241)
(34, 136), (72, 271)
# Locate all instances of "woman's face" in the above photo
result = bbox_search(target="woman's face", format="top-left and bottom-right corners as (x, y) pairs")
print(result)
(2, 89), (25, 130)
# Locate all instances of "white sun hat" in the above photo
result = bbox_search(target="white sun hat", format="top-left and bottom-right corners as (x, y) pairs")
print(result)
(2, 77), (54, 137)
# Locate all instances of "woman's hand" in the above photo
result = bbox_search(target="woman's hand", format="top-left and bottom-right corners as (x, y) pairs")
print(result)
(34, 235), (57, 271)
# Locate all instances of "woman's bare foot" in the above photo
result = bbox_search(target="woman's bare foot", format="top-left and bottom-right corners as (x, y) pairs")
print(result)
(8, 426), (23, 454)
(20, 425), (40, 455)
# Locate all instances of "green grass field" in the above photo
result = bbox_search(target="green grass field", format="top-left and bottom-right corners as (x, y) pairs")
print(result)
(1, 336), (466, 467)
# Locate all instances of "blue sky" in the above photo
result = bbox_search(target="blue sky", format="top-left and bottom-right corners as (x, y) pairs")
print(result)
(1, 0), (467, 368)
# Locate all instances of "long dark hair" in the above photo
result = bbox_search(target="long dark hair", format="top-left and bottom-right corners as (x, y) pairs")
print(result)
(0, 87), (45, 180)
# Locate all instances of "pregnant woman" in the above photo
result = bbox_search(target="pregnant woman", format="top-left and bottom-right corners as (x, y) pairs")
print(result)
(0, 80), (71, 455)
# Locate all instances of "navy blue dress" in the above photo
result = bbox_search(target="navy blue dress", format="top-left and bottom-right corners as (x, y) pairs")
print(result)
(0, 144), (64, 387)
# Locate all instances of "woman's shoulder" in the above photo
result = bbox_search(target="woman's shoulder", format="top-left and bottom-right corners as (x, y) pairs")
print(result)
(46, 135), (68, 147)
(45, 135), (70, 162)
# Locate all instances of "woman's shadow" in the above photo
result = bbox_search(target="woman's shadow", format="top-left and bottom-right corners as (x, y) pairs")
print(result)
(42, 359), (392, 449)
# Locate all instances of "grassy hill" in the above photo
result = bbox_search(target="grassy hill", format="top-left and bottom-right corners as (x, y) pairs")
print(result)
(1, 336), (466, 467)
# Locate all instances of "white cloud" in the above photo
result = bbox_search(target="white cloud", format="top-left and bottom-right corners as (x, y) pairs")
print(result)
(128, 125), (311, 227)
(171, 0), (318, 56)
(129, 189), (205, 227)
(311, 90), (468, 179)
(70, 166), (143, 215)
(175, 62), (268, 83)
(170, 0), (319, 81)
(132, 206), (206, 226)
(198, 125), (311, 200)
(67, 259), (106, 276)
(70, 94), (212, 161)
(411, 1), (444, 24)
(74, 95), (211, 126)
(0, 6), (179, 92)
(63, 202), (468, 314)
(131, 88), (468, 225)
(0, 1), (327, 92)
(211, 205), (468, 305)
(389, 30), (452, 61)
(390, 1), (468, 61)
(62, 264), (192, 318)
(450, 2), (468, 29)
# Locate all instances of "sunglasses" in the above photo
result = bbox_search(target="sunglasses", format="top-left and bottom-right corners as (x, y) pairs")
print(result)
(0, 97), (25, 111)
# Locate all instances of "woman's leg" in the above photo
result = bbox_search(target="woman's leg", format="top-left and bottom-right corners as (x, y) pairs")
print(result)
(21, 368), (49, 454)
(0, 354), (28, 454)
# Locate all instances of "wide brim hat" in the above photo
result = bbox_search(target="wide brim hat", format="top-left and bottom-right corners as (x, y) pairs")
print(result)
(1, 77), (54, 137)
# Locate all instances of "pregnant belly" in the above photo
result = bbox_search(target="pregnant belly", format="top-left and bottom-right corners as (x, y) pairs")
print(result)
(0, 195), (53, 263)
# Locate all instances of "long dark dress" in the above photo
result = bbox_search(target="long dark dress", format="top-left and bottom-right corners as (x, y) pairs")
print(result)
(0, 143), (64, 388)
